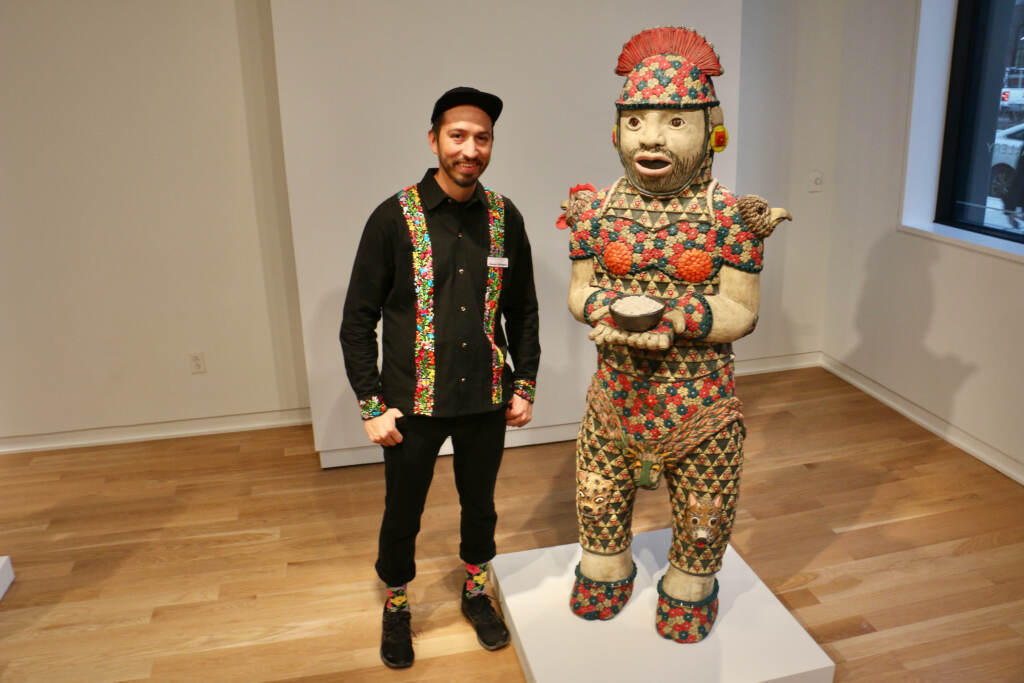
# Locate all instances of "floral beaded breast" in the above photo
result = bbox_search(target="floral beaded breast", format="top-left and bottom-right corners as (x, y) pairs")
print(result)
(569, 180), (764, 287)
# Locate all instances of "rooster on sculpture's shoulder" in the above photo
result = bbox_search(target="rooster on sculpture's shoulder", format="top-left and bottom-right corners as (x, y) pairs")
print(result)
(556, 183), (598, 230)
(736, 194), (792, 239)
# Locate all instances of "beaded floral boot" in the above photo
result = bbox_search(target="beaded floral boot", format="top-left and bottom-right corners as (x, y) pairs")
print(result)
(655, 576), (719, 643)
(569, 561), (637, 620)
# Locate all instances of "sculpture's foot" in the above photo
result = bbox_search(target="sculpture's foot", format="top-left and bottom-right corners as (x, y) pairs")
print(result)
(655, 576), (719, 643)
(570, 561), (637, 620)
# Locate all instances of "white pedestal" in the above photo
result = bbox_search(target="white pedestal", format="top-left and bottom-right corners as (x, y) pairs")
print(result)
(491, 529), (834, 683)
(0, 556), (13, 602)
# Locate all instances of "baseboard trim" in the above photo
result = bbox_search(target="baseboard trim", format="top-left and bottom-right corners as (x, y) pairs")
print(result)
(735, 351), (824, 376)
(0, 408), (312, 456)
(820, 354), (1023, 485)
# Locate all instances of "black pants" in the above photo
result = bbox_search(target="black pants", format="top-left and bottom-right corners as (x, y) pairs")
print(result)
(375, 408), (507, 586)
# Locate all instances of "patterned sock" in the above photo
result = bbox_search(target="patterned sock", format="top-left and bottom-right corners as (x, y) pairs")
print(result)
(384, 584), (409, 613)
(463, 563), (489, 599)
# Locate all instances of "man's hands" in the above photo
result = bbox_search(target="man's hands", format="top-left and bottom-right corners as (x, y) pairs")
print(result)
(364, 399), (532, 444)
(363, 407), (404, 446)
(505, 394), (533, 427)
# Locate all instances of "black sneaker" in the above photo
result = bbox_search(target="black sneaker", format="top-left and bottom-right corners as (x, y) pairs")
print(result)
(461, 594), (510, 650)
(380, 608), (414, 669)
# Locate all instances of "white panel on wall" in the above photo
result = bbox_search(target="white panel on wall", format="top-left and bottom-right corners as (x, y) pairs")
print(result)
(0, 0), (308, 448)
(271, 0), (746, 464)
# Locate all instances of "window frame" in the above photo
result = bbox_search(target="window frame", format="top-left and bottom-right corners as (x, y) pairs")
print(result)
(900, 0), (1024, 263)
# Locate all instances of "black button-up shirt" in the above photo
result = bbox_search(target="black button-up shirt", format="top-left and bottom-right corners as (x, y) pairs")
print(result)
(340, 169), (540, 418)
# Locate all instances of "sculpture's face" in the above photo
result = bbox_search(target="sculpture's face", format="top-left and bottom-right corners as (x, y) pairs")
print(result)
(429, 105), (493, 189)
(618, 108), (706, 195)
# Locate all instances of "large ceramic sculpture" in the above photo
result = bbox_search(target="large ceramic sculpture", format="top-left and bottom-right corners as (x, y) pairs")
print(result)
(560, 26), (790, 643)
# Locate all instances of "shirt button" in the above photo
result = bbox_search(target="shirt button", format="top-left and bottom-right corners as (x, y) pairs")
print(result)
(460, 305), (467, 312)
(460, 377), (466, 383)
(458, 232), (463, 238)
(458, 267), (465, 275)
(461, 342), (468, 348)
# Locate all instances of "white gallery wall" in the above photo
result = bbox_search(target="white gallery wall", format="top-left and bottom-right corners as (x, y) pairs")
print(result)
(1, 0), (1020, 482)
(0, 1), (309, 452)
(270, 0), (814, 466)
(820, 1), (1024, 476)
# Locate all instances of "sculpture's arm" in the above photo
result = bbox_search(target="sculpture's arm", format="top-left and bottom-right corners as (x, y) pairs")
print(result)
(568, 257), (601, 323)
(666, 266), (761, 344)
(568, 257), (640, 347)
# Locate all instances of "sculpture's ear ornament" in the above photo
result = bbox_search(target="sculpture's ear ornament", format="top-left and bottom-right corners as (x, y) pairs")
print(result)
(710, 125), (729, 153)
(736, 194), (793, 239)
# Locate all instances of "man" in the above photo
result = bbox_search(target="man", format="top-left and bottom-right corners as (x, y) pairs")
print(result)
(340, 86), (540, 669)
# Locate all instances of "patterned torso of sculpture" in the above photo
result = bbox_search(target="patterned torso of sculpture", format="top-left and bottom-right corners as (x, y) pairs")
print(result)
(562, 26), (790, 642)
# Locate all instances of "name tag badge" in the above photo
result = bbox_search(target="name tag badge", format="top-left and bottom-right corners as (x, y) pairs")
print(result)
(487, 256), (509, 268)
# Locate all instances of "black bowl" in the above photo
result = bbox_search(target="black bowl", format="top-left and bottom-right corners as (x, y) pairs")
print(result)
(609, 296), (666, 332)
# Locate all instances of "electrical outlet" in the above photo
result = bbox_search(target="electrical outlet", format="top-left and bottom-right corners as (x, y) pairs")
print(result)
(808, 169), (824, 193)
(189, 352), (207, 374)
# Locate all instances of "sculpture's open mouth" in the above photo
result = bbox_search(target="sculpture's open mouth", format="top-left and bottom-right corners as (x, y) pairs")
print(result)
(634, 154), (672, 177)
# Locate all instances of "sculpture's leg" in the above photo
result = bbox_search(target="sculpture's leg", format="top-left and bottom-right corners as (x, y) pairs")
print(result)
(657, 418), (745, 642)
(571, 375), (637, 620)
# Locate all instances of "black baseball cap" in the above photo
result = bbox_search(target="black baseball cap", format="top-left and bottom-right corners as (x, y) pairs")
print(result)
(430, 86), (503, 126)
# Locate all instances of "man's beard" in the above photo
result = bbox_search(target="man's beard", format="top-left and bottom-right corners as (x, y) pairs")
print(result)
(441, 156), (487, 187)
(621, 145), (706, 196)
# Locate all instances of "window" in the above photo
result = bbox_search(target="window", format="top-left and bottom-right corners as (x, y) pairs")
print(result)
(936, 0), (1024, 245)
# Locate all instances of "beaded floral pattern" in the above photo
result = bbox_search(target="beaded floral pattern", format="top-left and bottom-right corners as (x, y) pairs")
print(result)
(398, 185), (507, 414)
(655, 577), (718, 643)
(483, 188), (506, 406)
(569, 182), (762, 276)
(617, 54), (719, 110)
(575, 368), (744, 575)
(359, 395), (387, 420)
(513, 379), (536, 403)
(398, 186), (436, 414)
(570, 562), (637, 620)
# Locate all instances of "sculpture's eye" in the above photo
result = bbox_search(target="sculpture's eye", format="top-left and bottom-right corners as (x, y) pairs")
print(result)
(709, 518), (718, 526)
(691, 516), (700, 526)
(626, 116), (641, 130)
(670, 117), (684, 128)
(594, 497), (605, 504)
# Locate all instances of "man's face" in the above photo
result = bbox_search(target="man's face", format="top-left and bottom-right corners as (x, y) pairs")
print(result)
(429, 105), (493, 189)
(618, 109), (706, 195)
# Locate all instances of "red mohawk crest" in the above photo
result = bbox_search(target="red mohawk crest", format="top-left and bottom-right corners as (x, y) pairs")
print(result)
(615, 27), (723, 77)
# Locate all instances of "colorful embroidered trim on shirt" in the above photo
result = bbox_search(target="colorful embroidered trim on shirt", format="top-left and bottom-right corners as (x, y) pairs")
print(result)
(483, 188), (505, 405)
(359, 395), (387, 420)
(398, 185), (506, 413)
(398, 186), (436, 414)
(513, 379), (536, 403)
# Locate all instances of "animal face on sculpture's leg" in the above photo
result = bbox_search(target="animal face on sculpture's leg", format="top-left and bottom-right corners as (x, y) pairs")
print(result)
(561, 26), (790, 642)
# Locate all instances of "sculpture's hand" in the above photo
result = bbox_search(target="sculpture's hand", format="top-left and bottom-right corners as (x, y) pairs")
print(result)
(626, 329), (672, 350)
(590, 319), (674, 349)
(588, 321), (629, 346)
(665, 309), (686, 334)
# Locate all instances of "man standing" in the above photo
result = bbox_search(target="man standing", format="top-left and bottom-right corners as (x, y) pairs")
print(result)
(340, 87), (540, 669)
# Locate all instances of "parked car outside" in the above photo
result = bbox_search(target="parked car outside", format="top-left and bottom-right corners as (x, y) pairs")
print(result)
(1000, 67), (1024, 121)
(990, 121), (1024, 199)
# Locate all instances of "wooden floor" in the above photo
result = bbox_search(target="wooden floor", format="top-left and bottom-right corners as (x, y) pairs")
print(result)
(1, 367), (1022, 682)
